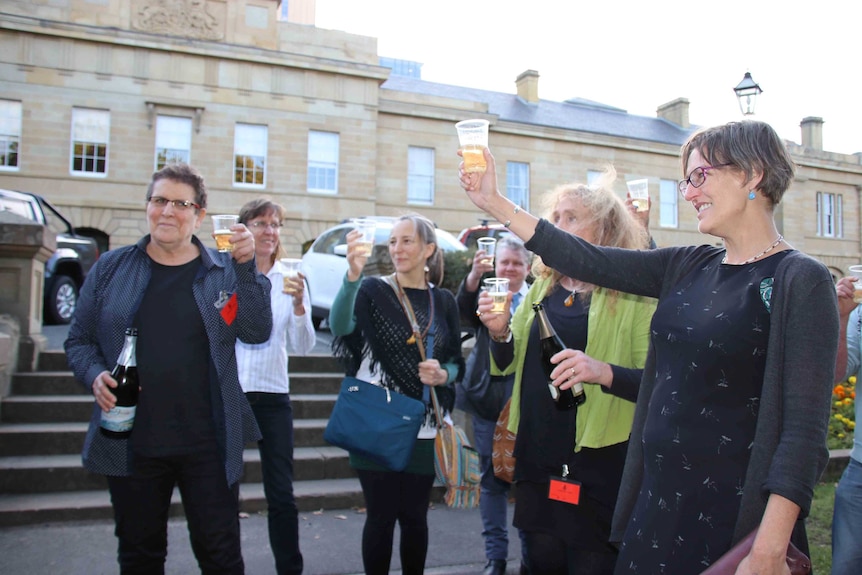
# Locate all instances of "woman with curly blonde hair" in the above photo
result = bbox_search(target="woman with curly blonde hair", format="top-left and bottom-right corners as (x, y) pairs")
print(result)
(475, 169), (656, 574)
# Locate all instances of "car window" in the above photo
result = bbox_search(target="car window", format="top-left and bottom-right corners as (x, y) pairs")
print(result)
(435, 230), (467, 251)
(312, 227), (350, 255)
(0, 195), (37, 220)
(374, 227), (392, 245)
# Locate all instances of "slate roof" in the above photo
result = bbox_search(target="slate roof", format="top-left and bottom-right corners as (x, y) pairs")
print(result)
(381, 75), (698, 147)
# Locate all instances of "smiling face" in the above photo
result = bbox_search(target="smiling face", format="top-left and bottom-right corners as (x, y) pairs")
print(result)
(551, 195), (599, 244)
(494, 245), (530, 292)
(681, 149), (749, 237)
(147, 179), (206, 252)
(247, 209), (282, 264)
(388, 219), (435, 275)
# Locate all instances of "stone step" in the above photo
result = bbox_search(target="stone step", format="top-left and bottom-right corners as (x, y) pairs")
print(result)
(0, 477), (367, 528)
(33, 351), (343, 375)
(0, 394), (338, 423)
(37, 351), (70, 372)
(11, 371), (344, 396)
(0, 419), (333, 456)
(0, 446), (353, 494)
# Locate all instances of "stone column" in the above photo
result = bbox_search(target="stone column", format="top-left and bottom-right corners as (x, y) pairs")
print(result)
(0, 211), (54, 373)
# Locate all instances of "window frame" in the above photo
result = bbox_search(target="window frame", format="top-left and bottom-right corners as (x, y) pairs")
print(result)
(816, 191), (843, 238)
(233, 122), (268, 188)
(70, 107), (110, 178)
(407, 146), (435, 205)
(154, 115), (192, 171)
(506, 161), (530, 210)
(659, 179), (678, 228)
(0, 99), (21, 171)
(307, 130), (339, 195)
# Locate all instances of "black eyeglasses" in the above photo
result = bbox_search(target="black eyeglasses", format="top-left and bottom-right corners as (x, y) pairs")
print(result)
(148, 196), (201, 211)
(677, 164), (732, 195)
(248, 221), (282, 231)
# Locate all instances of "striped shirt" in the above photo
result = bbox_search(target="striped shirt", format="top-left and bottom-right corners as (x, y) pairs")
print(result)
(236, 258), (316, 393)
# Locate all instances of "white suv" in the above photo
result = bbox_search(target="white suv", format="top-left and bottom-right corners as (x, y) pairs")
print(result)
(301, 217), (466, 329)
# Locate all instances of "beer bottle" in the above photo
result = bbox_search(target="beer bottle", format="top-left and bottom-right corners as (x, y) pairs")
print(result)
(533, 302), (585, 410)
(100, 327), (139, 438)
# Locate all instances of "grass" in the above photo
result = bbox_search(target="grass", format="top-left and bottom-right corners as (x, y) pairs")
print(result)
(808, 479), (837, 574)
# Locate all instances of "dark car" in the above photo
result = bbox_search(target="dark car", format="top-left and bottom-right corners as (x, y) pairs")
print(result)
(0, 189), (100, 324)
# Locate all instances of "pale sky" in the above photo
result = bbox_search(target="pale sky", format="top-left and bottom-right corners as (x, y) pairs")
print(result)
(315, 0), (861, 156)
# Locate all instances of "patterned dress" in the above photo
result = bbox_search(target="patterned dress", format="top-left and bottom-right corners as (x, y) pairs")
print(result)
(616, 251), (789, 574)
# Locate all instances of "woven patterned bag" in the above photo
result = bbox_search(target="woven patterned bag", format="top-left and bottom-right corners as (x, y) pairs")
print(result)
(432, 414), (482, 508)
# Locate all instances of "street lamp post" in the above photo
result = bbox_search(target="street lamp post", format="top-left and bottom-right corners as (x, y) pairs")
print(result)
(733, 72), (763, 116)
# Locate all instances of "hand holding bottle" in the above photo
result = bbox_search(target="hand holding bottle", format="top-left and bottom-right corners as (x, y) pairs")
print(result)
(549, 349), (614, 391)
(92, 370), (118, 412)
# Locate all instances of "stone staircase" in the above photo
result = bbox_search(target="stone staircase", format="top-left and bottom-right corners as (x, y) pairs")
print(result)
(0, 351), (365, 527)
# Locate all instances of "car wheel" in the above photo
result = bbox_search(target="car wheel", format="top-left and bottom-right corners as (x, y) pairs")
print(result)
(45, 275), (78, 325)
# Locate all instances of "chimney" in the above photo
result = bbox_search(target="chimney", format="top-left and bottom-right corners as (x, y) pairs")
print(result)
(800, 117), (824, 150)
(516, 70), (539, 103)
(656, 98), (690, 128)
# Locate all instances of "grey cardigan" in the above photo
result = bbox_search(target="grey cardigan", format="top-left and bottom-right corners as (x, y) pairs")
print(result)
(525, 219), (838, 548)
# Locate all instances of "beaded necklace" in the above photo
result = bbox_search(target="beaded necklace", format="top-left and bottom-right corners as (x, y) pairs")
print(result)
(722, 235), (784, 265)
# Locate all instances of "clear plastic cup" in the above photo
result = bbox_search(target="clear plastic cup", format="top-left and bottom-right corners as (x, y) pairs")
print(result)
(456, 119), (490, 174)
(211, 215), (239, 252)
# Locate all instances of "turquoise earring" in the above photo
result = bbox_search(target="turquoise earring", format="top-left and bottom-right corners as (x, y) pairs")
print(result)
(748, 190), (756, 200)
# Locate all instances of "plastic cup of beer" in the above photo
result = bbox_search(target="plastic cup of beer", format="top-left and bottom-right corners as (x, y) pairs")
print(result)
(212, 215), (239, 253)
(850, 265), (862, 303)
(627, 179), (650, 213)
(477, 237), (497, 267)
(483, 277), (510, 314)
(280, 258), (303, 295)
(456, 119), (490, 174)
(351, 219), (377, 257)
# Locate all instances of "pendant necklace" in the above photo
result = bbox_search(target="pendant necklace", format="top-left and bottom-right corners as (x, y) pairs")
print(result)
(393, 274), (434, 345)
(561, 279), (583, 307)
(722, 235), (784, 265)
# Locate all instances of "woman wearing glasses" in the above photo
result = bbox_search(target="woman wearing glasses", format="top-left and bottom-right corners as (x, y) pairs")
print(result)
(458, 121), (838, 574)
(65, 163), (272, 573)
(235, 198), (316, 575)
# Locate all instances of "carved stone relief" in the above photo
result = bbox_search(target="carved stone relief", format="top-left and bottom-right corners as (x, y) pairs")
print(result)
(131, 0), (224, 41)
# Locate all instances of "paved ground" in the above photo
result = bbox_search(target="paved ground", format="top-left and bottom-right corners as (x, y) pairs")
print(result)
(19, 324), (516, 574)
(0, 502), (523, 575)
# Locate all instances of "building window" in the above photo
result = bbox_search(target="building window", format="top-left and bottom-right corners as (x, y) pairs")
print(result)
(233, 123), (267, 187)
(506, 161), (530, 210)
(816, 192), (843, 238)
(307, 130), (339, 194)
(587, 170), (602, 186)
(379, 57), (423, 78)
(659, 179), (678, 228)
(155, 115), (191, 170)
(407, 146), (434, 204)
(71, 108), (109, 176)
(0, 100), (21, 170)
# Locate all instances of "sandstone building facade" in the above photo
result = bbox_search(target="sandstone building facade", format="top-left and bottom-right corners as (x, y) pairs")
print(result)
(1, 0), (861, 280)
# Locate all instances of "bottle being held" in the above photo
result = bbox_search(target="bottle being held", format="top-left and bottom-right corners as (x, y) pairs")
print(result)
(100, 327), (139, 439)
(533, 302), (585, 410)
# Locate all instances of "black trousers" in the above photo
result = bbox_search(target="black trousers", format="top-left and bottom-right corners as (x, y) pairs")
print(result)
(355, 468), (436, 575)
(106, 448), (243, 575)
(247, 391), (302, 575)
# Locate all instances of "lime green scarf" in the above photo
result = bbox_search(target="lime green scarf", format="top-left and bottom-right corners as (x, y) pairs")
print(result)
(492, 275), (656, 451)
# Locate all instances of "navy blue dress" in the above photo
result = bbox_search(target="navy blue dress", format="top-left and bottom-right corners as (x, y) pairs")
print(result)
(616, 251), (789, 574)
